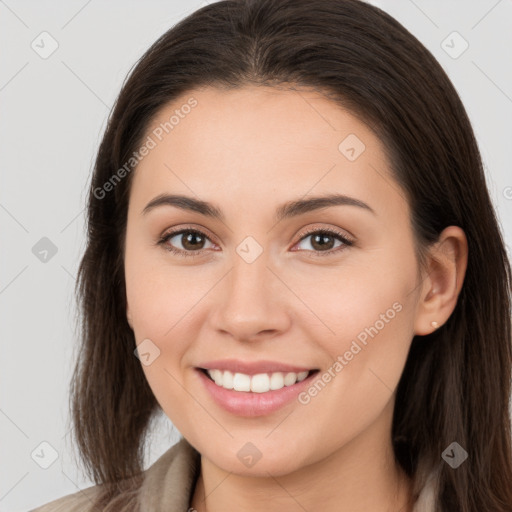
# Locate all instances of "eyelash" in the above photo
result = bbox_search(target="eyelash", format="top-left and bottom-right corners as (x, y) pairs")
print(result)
(157, 226), (354, 259)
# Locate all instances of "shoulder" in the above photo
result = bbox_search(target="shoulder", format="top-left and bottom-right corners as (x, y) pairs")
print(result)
(28, 484), (102, 512)
(29, 437), (201, 512)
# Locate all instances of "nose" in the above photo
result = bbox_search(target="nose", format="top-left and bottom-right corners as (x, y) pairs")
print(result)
(209, 251), (291, 342)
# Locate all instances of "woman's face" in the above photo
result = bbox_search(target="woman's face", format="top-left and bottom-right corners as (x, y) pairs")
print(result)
(124, 85), (426, 476)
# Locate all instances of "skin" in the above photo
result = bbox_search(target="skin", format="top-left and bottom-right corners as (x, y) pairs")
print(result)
(124, 85), (468, 512)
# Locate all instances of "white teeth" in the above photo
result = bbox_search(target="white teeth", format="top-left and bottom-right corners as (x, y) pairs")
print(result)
(211, 369), (223, 386)
(250, 373), (269, 393)
(269, 372), (284, 390)
(233, 372), (251, 392)
(206, 369), (310, 393)
(222, 370), (234, 389)
(284, 372), (298, 386)
(297, 370), (309, 382)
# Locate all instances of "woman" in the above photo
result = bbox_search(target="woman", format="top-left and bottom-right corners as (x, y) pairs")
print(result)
(32, 0), (512, 511)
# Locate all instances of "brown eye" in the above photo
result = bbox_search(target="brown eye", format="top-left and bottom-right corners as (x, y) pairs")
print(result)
(159, 229), (214, 257)
(293, 228), (354, 257)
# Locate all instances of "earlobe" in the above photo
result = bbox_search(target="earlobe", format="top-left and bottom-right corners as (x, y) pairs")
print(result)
(414, 226), (468, 336)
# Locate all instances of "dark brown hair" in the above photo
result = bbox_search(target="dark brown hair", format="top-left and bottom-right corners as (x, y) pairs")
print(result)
(69, 0), (512, 510)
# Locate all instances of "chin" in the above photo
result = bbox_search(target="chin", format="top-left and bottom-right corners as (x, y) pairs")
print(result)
(199, 438), (312, 478)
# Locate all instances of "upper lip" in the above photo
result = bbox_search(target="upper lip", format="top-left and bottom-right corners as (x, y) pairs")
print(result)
(198, 359), (317, 376)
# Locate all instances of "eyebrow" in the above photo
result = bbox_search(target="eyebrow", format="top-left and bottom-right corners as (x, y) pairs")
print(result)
(141, 193), (376, 222)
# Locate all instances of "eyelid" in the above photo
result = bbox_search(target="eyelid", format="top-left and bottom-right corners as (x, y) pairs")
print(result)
(159, 223), (218, 243)
(295, 224), (355, 245)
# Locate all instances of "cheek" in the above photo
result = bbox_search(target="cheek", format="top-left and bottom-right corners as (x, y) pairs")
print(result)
(124, 237), (209, 338)
(124, 241), (217, 417)
(288, 251), (417, 395)
(284, 255), (414, 346)
(126, 254), (202, 425)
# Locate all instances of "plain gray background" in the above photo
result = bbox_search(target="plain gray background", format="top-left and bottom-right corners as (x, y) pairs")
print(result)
(1, 1), (511, 510)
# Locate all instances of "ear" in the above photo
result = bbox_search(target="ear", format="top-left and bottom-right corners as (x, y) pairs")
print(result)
(414, 226), (468, 335)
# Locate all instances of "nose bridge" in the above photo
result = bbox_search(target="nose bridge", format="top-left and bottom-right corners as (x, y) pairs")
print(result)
(211, 237), (290, 340)
(228, 240), (273, 308)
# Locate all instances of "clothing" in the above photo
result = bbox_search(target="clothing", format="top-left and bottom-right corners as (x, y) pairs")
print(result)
(30, 436), (438, 511)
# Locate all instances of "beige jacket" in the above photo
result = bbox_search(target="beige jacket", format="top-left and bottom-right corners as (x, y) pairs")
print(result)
(30, 437), (438, 511)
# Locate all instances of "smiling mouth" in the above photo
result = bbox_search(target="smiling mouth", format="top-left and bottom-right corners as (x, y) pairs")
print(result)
(198, 368), (320, 393)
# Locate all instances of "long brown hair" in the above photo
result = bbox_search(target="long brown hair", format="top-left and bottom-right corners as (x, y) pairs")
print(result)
(70, 0), (512, 510)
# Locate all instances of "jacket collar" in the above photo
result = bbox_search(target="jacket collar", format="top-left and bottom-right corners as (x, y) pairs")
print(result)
(139, 436), (201, 510)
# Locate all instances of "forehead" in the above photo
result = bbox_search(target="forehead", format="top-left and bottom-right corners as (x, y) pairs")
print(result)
(145, 84), (380, 157)
(128, 85), (404, 222)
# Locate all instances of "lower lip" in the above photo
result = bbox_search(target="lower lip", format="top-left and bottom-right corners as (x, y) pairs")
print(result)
(195, 368), (318, 417)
